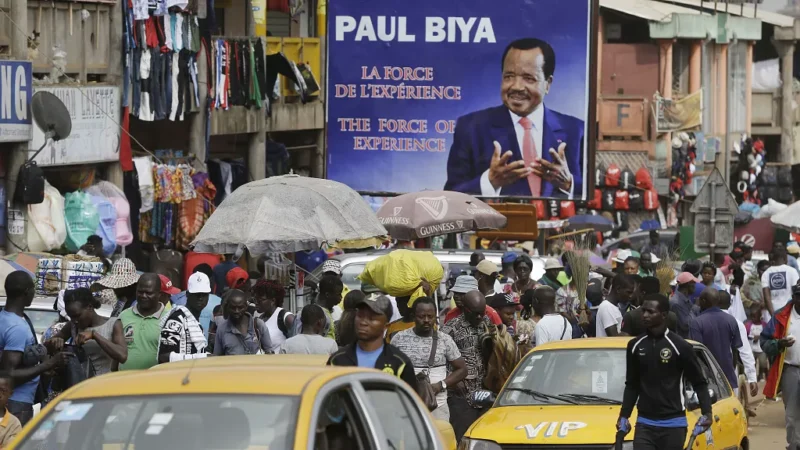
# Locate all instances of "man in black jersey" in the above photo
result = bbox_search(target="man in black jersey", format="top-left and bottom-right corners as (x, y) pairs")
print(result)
(617, 293), (713, 450)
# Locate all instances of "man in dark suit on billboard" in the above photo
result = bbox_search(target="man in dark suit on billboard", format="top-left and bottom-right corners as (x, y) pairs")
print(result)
(444, 38), (585, 199)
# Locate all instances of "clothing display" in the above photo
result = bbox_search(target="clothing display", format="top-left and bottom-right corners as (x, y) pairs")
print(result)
(123, 0), (200, 122)
(208, 38), (267, 110)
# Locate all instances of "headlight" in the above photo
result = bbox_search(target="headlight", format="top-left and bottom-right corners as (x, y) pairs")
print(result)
(457, 437), (502, 450)
(621, 442), (634, 450)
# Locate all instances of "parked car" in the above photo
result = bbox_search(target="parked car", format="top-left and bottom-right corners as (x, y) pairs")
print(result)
(462, 337), (748, 450)
(0, 296), (113, 343)
(601, 230), (680, 259)
(308, 249), (546, 297)
(8, 355), (457, 450)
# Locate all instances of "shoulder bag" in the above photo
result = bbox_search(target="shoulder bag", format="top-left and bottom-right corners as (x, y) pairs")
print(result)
(415, 333), (440, 411)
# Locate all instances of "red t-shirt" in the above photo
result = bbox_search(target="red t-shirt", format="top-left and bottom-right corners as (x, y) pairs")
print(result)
(445, 305), (502, 325)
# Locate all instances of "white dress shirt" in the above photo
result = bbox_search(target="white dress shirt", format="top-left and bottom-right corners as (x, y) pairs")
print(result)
(480, 106), (572, 197)
(723, 308), (757, 383)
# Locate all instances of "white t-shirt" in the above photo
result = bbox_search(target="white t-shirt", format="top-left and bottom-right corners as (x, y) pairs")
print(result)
(596, 300), (623, 337)
(748, 322), (764, 353)
(761, 265), (800, 314)
(533, 314), (572, 347)
(785, 307), (800, 366)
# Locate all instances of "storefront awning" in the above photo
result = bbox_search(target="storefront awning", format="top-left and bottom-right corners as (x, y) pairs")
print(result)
(665, 0), (795, 27)
(600, 0), (701, 22)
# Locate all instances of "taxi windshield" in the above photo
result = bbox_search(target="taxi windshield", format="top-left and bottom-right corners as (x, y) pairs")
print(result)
(498, 348), (627, 406)
(16, 394), (299, 450)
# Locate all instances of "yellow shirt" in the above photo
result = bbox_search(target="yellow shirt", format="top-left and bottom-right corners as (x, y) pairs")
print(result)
(385, 320), (415, 343)
(336, 285), (351, 311)
(0, 409), (22, 448)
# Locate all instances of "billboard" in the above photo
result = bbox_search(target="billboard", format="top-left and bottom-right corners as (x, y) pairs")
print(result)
(326, 0), (597, 200)
(0, 60), (33, 143)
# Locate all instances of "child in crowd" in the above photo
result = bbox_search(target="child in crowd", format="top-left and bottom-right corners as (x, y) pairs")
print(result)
(745, 305), (769, 381)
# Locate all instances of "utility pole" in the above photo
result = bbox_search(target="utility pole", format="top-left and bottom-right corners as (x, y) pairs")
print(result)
(5, 0), (28, 254)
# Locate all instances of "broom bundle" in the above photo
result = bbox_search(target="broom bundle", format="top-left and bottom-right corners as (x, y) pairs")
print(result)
(564, 240), (592, 327)
(655, 251), (677, 296)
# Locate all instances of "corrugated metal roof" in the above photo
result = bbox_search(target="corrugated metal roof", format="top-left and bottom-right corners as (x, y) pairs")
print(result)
(664, 0), (795, 27)
(600, 0), (702, 22)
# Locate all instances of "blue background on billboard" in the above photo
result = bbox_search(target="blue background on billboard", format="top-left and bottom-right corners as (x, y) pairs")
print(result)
(0, 60), (32, 125)
(326, 0), (591, 196)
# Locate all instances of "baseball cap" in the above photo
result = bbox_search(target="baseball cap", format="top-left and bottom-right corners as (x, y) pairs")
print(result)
(476, 259), (499, 276)
(502, 251), (517, 264)
(226, 267), (249, 290)
(676, 272), (701, 284)
(788, 243), (800, 256)
(451, 275), (479, 294)
(159, 275), (180, 295)
(614, 249), (633, 263)
(488, 292), (517, 309)
(544, 258), (564, 270)
(188, 272), (212, 294)
(321, 259), (342, 276)
(355, 295), (394, 319)
(650, 253), (661, 263)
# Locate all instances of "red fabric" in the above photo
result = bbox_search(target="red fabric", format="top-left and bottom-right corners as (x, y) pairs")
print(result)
(559, 201), (576, 218)
(119, 107), (133, 171)
(184, 251), (223, 288)
(605, 164), (621, 187)
(145, 18), (159, 48)
(614, 190), (630, 210)
(267, 0), (290, 13)
(226, 267), (249, 290)
(587, 189), (602, 209)
(445, 305), (502, 326)
(644, 189), (659, 210)
(636, 167), (653, 190)
(532, 200), (546, 220)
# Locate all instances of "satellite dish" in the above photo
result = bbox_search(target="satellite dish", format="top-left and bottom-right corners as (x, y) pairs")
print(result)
(29, 91), (72, 162)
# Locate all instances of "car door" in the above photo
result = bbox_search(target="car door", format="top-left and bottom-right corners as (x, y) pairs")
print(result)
(355, 379), (442, 450)
(307, 381), (379, 450)
(690, 346), (745, 450)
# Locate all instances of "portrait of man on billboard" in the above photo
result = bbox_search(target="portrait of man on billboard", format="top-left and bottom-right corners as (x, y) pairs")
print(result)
(444, 38), (586, 199)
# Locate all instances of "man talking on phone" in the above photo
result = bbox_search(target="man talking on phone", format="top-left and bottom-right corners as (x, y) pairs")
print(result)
(761, 284), (800, 450)
(617, 294), (712, 450)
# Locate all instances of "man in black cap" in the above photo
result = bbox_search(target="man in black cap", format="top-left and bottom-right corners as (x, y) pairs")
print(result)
(327, 295), (418, 390)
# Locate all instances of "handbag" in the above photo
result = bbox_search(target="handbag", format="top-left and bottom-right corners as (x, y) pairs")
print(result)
(415, 333), (440, 412)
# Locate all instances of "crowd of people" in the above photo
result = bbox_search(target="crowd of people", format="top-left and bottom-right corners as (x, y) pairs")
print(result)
(0, 238), (799, 450)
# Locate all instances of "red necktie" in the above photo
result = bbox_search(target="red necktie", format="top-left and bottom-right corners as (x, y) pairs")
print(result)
(519, 117), (541, 197)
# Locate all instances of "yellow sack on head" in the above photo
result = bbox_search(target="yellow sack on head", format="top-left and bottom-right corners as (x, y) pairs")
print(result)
(358, 250), (444, 307)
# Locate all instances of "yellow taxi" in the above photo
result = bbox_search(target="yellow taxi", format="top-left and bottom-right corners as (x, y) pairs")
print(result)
(460, 338), (748, 450)
(7, 355), (457, 450)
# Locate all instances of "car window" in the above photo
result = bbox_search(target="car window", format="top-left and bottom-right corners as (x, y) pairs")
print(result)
(691, 349), (726, 402)
(313, 388), (372, 450)
(341, 264), (365, 291)
(361, 383), (432, 450)
(25, 309), (59, 335)
(702, 348), (733, 398)
(17, 394), (298, 450)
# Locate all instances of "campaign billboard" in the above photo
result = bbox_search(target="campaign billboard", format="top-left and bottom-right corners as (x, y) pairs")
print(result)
(0, 60), (33, 143)
(326, 0), (597, 200)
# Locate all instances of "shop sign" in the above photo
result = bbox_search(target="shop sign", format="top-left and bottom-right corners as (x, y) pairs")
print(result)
(0, 61), (33, 143)
(325, 0), (598, 200)
(28, 86), (120, 166)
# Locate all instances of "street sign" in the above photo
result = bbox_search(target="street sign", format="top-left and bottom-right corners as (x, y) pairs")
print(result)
(690, 168), (739, 257)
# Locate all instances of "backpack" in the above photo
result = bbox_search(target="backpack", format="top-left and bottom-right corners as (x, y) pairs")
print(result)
(14, 161), (45, 205)
(778, 166), (793, 186)
(777, 187), (793, 204)
(644, 189), (659, 210)
(620, 168), (636, 190)
(596, 163), (607, 187)
(628, 190), (643, 211)
(636, 167), (654, 190)
(587, 189), (602, 210)
(547, 200), (560, 219)
(601, 189), (616, 211)
(614, 190), (630, 210)
(615, 211), (629, 231)
(605, 164), (621, 187)
(761, 185), (778, 204)
(760, 166), (778, 186)
(480, 323), (520, 394)
(559, 201), (576, 218)
(532, 200), (546, 220)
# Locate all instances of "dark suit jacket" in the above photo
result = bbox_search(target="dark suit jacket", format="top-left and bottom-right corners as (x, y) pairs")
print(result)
(444, 105), (585, 198)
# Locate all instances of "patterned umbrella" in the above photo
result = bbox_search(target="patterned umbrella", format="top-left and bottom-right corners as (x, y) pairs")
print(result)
(0, 255), (37, 296)
(191, 175), (389, 255)
(376, 191), (507, 241)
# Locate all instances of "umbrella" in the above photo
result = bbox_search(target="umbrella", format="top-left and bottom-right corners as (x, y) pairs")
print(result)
(565, 215), (615, 232)
(376, 191), (507, 240)
(191, 175), (388, 254)
(771, 199), (800, 233)
(0, 257), (35, 297)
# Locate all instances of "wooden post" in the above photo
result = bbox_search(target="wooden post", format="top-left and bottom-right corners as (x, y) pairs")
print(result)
(777, 41), (795, 165)
(689, 41), (702, 93)
(189, 44), (209, 163)
(746, 42), (753, 134)
(659, 40), (674, 175)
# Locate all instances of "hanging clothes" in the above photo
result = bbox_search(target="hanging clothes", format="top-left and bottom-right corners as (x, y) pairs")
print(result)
(210, 38), (267, 109)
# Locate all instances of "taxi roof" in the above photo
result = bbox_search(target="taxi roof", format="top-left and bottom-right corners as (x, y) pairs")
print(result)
(532, 336), (702, 351)
(61, 357), (367, 400)
(148, 354), (329, 371)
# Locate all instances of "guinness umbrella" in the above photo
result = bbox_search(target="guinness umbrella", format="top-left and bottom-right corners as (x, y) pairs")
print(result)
(376, 191), (507, 240)
(191, 175), (388, 254)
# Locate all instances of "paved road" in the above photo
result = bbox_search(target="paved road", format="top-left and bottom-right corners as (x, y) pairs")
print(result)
(747, 393), (788, 450)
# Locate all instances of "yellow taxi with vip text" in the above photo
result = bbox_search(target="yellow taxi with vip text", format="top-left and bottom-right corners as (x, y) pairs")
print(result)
(460, 338), (748, 450)
(7, 355), (457, 450)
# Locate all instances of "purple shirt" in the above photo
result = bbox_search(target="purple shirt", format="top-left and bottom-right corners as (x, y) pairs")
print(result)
(689, 307), (743, 388)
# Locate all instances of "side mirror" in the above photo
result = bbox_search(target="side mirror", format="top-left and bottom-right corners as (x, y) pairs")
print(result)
(470, 390), (496, 408)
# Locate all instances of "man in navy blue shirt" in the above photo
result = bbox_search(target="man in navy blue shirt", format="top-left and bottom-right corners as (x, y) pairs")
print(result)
(689, 287), (743, 394)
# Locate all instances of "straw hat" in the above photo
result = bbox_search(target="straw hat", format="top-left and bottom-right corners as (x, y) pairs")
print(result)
(97, 258), (140, 289)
